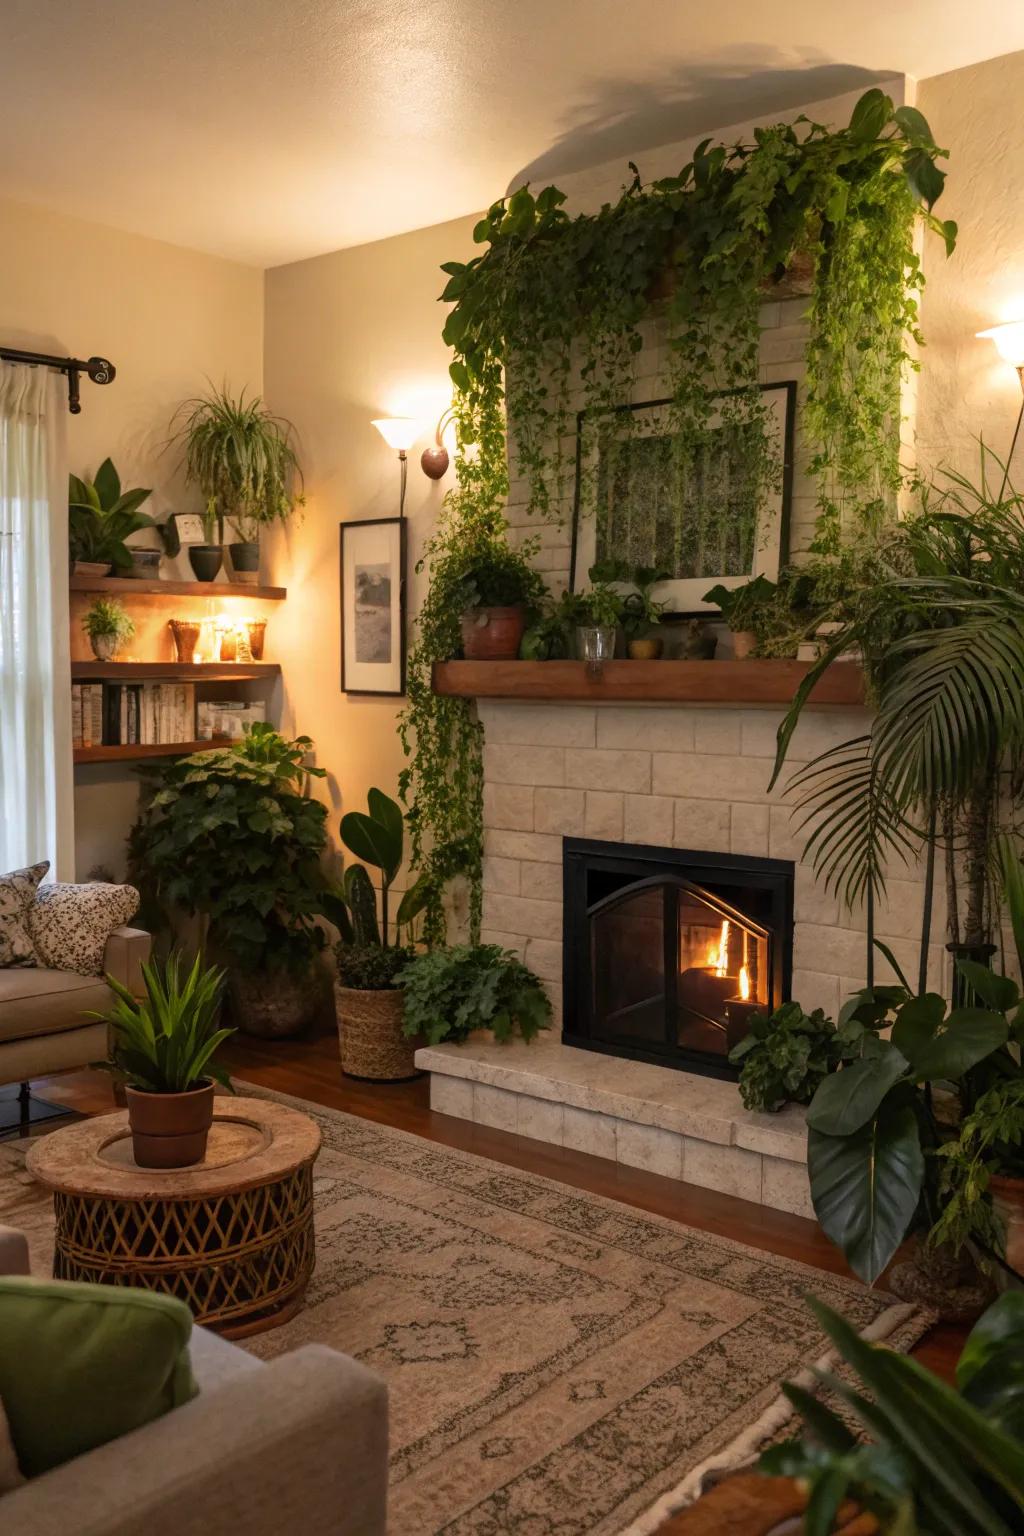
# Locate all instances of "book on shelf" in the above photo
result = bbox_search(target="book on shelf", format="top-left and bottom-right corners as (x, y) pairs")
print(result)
(72, 682), (196, 748)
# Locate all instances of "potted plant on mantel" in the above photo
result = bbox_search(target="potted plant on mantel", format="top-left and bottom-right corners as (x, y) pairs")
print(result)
(455, 543), (547, 660)
(93, 952), (234, 1169)
(82, 597), (135, 660)
(172, 385), (304, 586)
(703, 575), (778, 658)
(322, 788), (430, 1081)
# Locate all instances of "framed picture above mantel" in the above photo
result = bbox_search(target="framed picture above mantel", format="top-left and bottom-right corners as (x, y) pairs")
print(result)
(339, 516), (407, 695)
(569, 380), (796, 618)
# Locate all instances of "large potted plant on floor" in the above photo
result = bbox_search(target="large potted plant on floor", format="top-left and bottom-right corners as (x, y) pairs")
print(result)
(323, 789), (430, 1080)
(93, 952), (233, 1169)
(129, 725), (332, 1038)
(172, 386), (304, 585)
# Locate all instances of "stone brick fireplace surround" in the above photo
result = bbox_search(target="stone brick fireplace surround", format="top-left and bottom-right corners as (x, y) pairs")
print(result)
(416, 692), (947, 1219)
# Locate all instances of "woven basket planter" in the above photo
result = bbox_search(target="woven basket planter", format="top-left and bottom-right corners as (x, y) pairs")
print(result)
(335, 983), (421, 1081)
(230, 965), (323, 1040)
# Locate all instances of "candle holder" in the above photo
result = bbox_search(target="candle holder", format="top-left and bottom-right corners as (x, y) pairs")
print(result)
(245, 619), (267, 660)
(169, 619), (201, 664)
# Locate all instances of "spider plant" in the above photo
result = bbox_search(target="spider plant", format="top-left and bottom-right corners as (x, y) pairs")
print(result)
(93, 952), (234, 1094)
(171, 385), (304, 545)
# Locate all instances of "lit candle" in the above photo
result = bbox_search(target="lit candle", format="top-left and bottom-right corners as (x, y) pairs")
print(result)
(725, 967), (760, 1048)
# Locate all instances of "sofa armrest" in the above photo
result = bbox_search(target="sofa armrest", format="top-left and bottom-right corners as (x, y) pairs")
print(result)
(1, 1344), (388, 1536)
(102, 927), (151, 995)
(0, 1226), (29, 1276)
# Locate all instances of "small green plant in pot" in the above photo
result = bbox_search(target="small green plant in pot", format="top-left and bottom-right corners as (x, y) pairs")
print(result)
(321, 787), (430, 1081)
(92, 953), (233, 1169)
(573, 564), (625, 671)
(728, 1001), (864, 1114)
(398, 943), (552, 1046)
(82, 597), (135, 661)
(455, 544), (547, 660)
(703, 575), (778, 658)
(69, 459), (154, 576)
(619, 564), (669, 660)
(171, 385), (304, 585)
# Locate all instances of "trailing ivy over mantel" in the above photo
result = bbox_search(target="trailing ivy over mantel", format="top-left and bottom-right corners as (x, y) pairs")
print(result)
(400, 88), (957, 941)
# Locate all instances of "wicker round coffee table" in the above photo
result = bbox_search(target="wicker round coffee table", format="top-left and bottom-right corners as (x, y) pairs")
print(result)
(26, 1097), (320, 1338)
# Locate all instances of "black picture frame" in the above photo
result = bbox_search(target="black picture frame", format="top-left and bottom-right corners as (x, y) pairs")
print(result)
(339, 516), (407, 696)
(568, 381), (796, 619)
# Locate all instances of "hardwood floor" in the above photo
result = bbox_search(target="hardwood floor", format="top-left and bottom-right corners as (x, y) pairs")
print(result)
(27, 1027), (966, 1382)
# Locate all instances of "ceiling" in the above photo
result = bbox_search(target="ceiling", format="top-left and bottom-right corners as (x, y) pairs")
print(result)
(4, 1), (1024, 269)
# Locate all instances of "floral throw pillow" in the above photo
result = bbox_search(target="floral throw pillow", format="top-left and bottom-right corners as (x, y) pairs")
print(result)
(0, 862), (48, 968)
(27, 882), (140, 977)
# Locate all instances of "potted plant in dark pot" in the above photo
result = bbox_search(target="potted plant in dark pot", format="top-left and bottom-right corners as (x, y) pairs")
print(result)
(172, 386), (304, 586)
(129, 725), (333, 1039)
(69, 459), (155, 577)
(92, 952), (234, 1169)
(81, 597), (135, 661)
(455, 544), (547, 660)
(321, 788), (430, 1080)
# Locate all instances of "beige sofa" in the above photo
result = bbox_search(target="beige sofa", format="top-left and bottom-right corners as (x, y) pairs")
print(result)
(0, 927), (150, 1127)
(0, 1225), (389, 1535)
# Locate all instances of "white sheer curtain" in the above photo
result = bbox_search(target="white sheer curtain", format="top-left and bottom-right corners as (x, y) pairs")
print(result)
(0, 362), (73, 877)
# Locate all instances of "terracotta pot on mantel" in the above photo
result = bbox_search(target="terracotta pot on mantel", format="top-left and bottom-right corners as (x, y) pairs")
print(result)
(460, 605), (527, 660)
(730, 630), (757, 659)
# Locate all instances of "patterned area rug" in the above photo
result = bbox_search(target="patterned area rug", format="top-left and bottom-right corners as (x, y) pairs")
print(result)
(3, 1091), (932, 1536)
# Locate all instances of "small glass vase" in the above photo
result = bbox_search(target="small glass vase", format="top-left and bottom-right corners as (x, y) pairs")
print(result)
(576, 624), (616, 676)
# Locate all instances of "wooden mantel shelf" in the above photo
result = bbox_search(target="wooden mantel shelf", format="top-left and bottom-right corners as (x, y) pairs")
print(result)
(432, 659), (865, 707)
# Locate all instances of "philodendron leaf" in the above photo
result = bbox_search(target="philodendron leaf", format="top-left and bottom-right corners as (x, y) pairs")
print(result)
(366, 788), (404, 866)
(806, 1046), (909, 1137)
(809, 1100), (924, 1285)
(910, 1008), (1008, 1082)
(890, 992), (947, 1064)
(955, 960), (1019, 1015)
(340, 809), (401, 877)
(957, 1293), (1024, 1443)
(395, 872), (431, 927)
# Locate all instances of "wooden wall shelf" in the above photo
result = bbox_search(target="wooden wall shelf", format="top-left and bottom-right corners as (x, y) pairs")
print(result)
(432, 659), (865, 707)
(71, 662), (281, 682)
(70, 576), (286, 600)
(73, 740), (214, 765)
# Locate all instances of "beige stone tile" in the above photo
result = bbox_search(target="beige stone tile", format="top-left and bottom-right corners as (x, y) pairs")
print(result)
(616, 1121), (684, 1179)
(520, 861), (562, 903)
(692, 710), (742, 754)
(525, 936), (562, 982)
(790, 967), (841, 1020)
(473, 1083), (519, 1133)
(479, 929), (522, 954)
(482, 893), (562, 941)
(517, 1095), (565, 1144)
(483, 783), (534, 831)
(795, 862), (839, 928)
(535, 787), (586, 837)
(482, 744), (566, 787)
(480, 702), (596, 748)
(562, 1105), (617, 1161)
(653, 753), (773, 803)
(597, 709), (695, 753)
(674, 798), (731, 851)
(585, 791), (624, 841)
(565, 750), (651, 794)
(430, 1074), (475, 1120)
(683, 1140), (763, 1203)
(485, 830), (562, 863)
(761, 1157), (814, 1219)
(794, 922), (870, 979)
(730, 803), (769, 857)
(483, 856), (520, 897)
(624, 794), (674, 847)
(733, 1105), (808, 1162)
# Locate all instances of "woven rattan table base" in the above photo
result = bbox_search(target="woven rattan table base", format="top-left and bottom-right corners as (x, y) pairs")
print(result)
(51, 1160), (316, 1337)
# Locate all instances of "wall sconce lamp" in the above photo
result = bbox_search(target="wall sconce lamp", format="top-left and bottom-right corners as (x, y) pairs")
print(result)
(977, 322), (1024, 495)
(371, 417), (421, 516)
(420, 408), (455, 480)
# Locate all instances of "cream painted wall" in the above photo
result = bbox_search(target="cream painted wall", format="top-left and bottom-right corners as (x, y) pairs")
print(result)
(262, 214), (477, 870)
(0, 196), (264, 878)
(917, 52), (1024, 477)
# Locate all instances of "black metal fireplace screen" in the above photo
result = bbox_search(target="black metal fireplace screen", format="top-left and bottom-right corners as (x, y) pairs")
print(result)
(562, 838), (794, 1079)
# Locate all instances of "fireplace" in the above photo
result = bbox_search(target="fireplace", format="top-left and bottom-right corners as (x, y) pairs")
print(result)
(562, 838), (794, 1079)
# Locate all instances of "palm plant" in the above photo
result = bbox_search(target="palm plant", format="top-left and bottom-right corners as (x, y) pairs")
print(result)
(771, 446), (1024, 986)
(172, 385), (304, 544)
(93, 952), (234, 1094)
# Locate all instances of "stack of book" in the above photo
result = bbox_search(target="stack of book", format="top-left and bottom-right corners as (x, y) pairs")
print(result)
(73, 683), (197, 748)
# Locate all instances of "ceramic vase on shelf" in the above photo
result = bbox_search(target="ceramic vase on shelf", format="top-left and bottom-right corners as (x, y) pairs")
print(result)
(129, 548), (163, 579)
(228, 541), (260, 585)
(89, 633), (119, 661)
(189, 545), (223, 583)
(576, 624), (616, 676)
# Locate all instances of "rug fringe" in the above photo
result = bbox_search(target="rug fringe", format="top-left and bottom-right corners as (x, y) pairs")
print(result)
(619, 1300), (933, 1536)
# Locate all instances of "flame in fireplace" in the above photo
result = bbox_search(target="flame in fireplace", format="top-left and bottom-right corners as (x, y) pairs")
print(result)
(706, 920), (731, 977)
(739, 965), (751, 1001)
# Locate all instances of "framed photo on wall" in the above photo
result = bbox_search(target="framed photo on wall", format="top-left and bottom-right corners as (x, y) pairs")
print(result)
(569, 380), (796, 617)
(339, 516), (407, 695)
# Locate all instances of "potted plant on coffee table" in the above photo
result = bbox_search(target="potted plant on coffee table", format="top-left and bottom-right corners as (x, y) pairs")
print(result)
(82, 597), (135, 660)
(455, 543), (547, 660)
(322, 788), (430, 1080)
(172, 386), (304, 585)
(93, 952), (233, 1169)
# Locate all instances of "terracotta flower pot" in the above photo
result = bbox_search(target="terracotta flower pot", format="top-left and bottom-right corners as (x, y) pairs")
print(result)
(989, 1172), (1024, 1278)
(731, 629), (757, 659)
(335, 983), (420, 1081)
(627, 637), (663, 660)
(125, 1081), (215, 1169)
(460, 605), (526, 660)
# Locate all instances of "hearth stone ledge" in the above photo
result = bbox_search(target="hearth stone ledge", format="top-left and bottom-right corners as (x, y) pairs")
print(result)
(415, 1035), (813, 1220)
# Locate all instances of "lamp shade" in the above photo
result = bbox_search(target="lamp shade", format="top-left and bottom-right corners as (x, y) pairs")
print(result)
(371, 417), (421, 452)
(977, 322), (1024, 370)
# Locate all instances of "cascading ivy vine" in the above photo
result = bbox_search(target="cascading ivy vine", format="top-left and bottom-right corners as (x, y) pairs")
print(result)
(400, 88), (957, 938)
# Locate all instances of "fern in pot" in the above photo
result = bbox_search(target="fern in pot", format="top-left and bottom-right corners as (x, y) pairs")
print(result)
(93, 953), (233, 1169)
(82, 597), (135, 661)
(321, 788), (430, 1081)
(172, 385), (304, 584)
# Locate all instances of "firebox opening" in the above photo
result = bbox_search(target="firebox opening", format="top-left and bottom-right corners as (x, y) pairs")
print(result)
(564, 839), (793, 1080)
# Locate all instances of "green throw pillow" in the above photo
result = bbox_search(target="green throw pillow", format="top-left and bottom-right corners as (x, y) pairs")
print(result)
(0, 1276), (198, 1477)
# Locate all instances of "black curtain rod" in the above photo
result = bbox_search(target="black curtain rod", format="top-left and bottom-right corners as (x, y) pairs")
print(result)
(0, 347), (116, 414)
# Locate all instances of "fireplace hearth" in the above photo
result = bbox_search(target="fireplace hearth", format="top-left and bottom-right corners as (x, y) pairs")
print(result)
(563, 838), (793, 1079)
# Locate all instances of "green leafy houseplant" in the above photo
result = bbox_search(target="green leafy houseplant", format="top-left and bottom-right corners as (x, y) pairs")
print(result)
(398, 944), (552, 1046)
(728, 1002), (862, 1114)
(69, 458), (154, 573)
(92, 952), (234, 1169)
(455, 542), (548, 660)
(171, 385), (304, 546)
(703, 575), (778, 635)
(129, 726), (330, 1035)
(81, 597), (135, 660)
(760, 1293), (1024, 1536)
